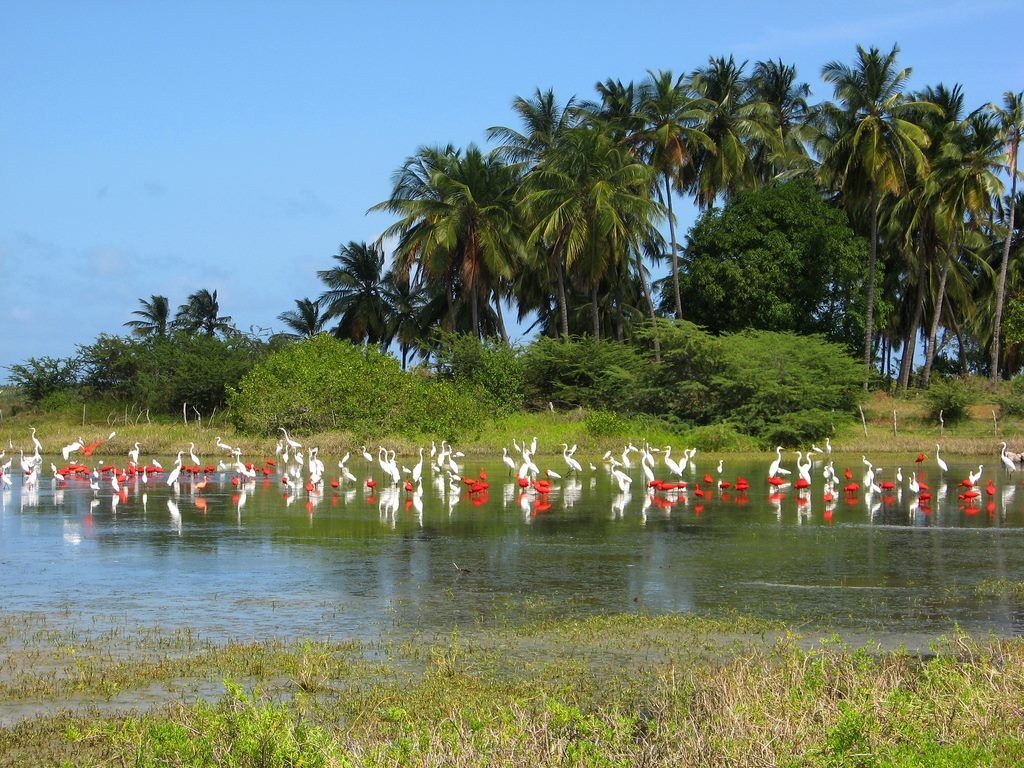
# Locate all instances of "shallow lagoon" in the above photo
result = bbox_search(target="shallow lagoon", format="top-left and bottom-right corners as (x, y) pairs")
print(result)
(2, 452), (1022, 647)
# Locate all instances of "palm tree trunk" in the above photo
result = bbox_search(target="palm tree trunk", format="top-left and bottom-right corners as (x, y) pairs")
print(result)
(470, 289), (480, 339)
(590, 282), (601, 339)
(863, 187), (880, 388)
(898, 242), (929, 391)
(665, 174), (683, 319)
(991, 153), (1018, 383)
(554, 257), (570, 340)
(923, 245), (953, 387)
(636, 249), (661, 363)
(493, 290), (509, 345)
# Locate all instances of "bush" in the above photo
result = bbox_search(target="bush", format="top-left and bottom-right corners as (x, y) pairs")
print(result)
(635, 322), (862, 446)
(433, 332), (526, 414)
(924, 378), (975, 422)
(229, 335), (488, 439)
(6, 356), (80, 403)
(521, 337), (641, 410)
(584, 409), (628, 437)
(1000, 376), (1024, 417)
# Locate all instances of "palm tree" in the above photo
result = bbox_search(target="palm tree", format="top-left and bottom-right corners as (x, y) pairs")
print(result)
(276, 298), (326, 339)
(373, 145), (522, 340)
(920, 98), (1002, 385)
(816, 44), (935, 383)
(317, 241), (392, 344)
(520, 124), (665, 339)
(383, 269), (427, 369)
(174, 289), (232, 336)
(634, 69), (712, 319)
(689, 55), (778, 207)
(124, 295), (170, 337)
(989, 90), (1024, 381)
(749, 58), (814, 181)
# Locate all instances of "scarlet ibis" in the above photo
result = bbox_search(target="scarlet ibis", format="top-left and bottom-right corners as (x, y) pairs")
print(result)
(844, 467), (853, 480)
(915, 453), (926, 464)
(366, 478), (377, 488)
(843, 482), (860, 493)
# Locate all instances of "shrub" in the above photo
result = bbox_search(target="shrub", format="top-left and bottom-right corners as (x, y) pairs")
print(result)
(635, 323), (862, 446)
(229, 335), (489, 439)
(6, 356), (80, 403)
(923, 378), (975, 422)
(999, 376), (1024, 417)
(433, 332), (526, 414)
(584, 409), (628, 437)
(521, 337), (641, 410)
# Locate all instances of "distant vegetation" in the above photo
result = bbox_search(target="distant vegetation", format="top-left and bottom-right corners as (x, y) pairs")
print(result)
(6, 44), (1024, 446)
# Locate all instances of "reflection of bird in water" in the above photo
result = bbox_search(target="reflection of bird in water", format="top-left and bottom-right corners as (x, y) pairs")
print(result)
(452, 562), (471, 574)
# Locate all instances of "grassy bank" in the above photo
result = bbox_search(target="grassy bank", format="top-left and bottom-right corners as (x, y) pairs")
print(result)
(1, 610), (1023, 767)
(2, 388), (1022, 459)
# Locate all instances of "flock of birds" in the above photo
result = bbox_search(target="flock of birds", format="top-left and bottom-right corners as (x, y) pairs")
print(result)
(2, 427), (1023, 527)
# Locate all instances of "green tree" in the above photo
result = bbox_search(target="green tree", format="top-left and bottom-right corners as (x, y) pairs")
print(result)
(317, 241), (392, 344)
(373, 145), (521, 340)
(520, 124), (664, 339)
(749, 58), (814, 181)
(816, 44), (935, 383)
(635, 69), (712, 320)
(124, 294), (171, 337)
(174, 289), (233, 337)
(678, 180), (867, 348)
(689, 55), (778, 207)
(989, 91), (1024, 381)
(276, 298), (326, 339)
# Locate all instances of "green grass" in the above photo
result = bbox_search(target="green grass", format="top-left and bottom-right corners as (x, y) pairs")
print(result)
(1, 612), (1023, 767)
(2, 384), (1022, 459)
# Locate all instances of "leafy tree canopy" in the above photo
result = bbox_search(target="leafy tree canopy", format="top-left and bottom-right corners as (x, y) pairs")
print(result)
(678, 180), (868, 350)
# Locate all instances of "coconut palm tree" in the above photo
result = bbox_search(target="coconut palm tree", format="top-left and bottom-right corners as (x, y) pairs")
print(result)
(634, 69), (712, 319)
(124, 295), (170, 337)
(689, 55), (778, 207)
(920, 97), (1003, 385)
(383, 269), (427, 369)
(373, 145), (522, 340)
(520, 124), (665, 339)
(276, 298), (326, 339)
(174, 289), (232, 337)
(749, 58), (814, 181)
(816, 44), (935, 383)
(317, 241), (392, 344)
(989, 90), (1024, 381)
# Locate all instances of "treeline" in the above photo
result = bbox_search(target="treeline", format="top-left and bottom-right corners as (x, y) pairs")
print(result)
(298, 44), (1019, 386)
(7, 325), (864, 446)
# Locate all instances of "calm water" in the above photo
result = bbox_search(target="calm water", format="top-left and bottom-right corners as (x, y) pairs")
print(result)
(1, 452), (1022, 643)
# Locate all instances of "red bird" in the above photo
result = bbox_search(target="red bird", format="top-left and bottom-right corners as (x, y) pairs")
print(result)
(915, 453), (926, 464)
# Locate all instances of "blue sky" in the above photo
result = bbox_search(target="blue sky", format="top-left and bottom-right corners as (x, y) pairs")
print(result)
(2, 0), (1021, 376)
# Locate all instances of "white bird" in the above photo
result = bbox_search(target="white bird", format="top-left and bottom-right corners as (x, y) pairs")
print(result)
(502, 447), (517, 475)
(188, 442), (201, 467)
(936, 444), (948, 473)
(545, 468), (562, 480)
(216, 436), (233, 453)
(279, 428), (302, 451)
(909, 472), (920, 494)
(128, 442), (141, 465)
(30, 427), (42, 454)
(610, 468), (633, 493)
(411, 448), (424, 485)
(562, 444), (582, 474)
(166, 459), (183, 487)
(1000, 442), (1017, 473)
(968, 464), (984, 486)
(768, 446), (786, 478)
(61, 437), (84, 462)
(152, 459), (163, 470)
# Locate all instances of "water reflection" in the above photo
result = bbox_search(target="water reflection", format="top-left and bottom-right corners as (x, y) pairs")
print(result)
(0, 454), (1022, 642)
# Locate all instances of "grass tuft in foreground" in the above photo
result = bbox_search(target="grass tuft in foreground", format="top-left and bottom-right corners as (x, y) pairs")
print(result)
(1, 617), (1023, 767)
